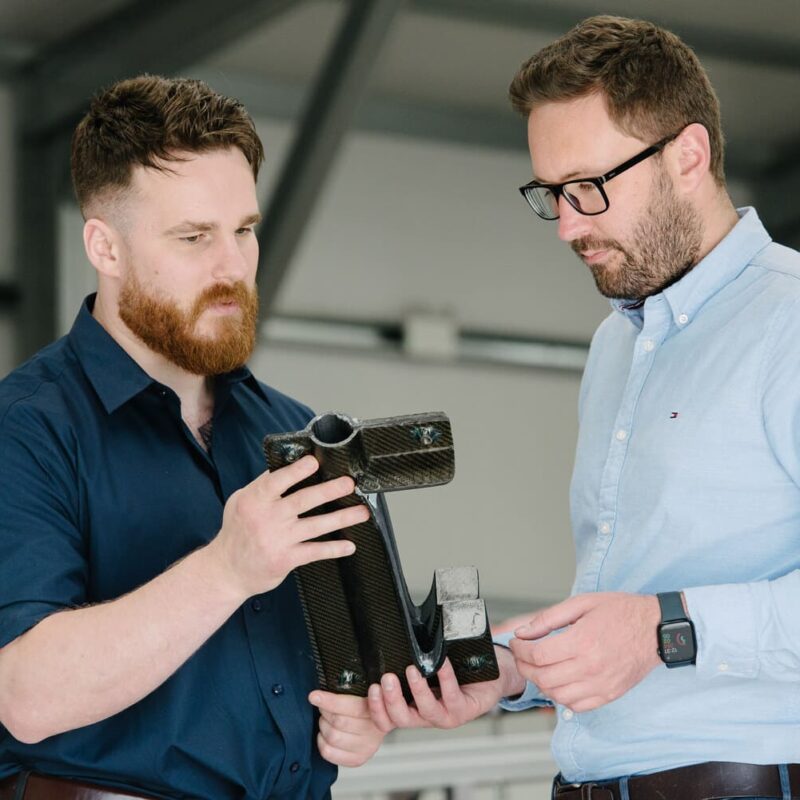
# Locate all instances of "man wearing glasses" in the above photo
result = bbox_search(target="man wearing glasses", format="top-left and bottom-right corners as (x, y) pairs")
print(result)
(367, 15), (800, 800)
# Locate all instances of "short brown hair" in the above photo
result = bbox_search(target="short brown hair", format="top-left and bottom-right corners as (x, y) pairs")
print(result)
(509, 16), (725, 184)
(71, 75), (264, 215)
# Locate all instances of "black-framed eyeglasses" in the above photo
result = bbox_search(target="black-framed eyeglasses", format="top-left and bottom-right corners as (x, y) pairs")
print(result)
(518, 132), (681, 220)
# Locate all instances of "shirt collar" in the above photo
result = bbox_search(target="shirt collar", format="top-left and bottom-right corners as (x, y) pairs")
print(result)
(611, 207), (772, 328)
(68, 294), (267, 414)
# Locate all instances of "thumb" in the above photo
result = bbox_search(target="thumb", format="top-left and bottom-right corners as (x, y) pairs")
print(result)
(514, 594), (599, 639)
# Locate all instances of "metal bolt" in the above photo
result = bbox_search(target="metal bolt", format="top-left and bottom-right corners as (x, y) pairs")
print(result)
(280, 442), (307, 463)
(337, 669), (361, 689)
(463, 654), (489, 672)
(410, 425), (441, 446)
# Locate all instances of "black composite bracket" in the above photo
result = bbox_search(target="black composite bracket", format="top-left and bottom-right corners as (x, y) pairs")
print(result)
(263, 411), (499, 698)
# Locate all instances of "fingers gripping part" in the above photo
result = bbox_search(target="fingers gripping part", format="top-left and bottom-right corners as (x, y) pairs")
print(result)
(264, 412), (499, 699)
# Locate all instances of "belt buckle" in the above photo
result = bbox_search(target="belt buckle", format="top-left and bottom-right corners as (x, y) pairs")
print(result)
(551, 777), (601, 800)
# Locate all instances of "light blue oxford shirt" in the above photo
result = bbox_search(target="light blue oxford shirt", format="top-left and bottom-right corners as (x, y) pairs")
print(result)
(498, 208), (800, 781)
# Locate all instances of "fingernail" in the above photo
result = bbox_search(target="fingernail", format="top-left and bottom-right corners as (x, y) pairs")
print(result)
(368, 683), (380, 698)
(515, 619), (535, 635)
(308, 692), (319, 704)
(381, 675), (395, 691)
(407, 666), (420, 683)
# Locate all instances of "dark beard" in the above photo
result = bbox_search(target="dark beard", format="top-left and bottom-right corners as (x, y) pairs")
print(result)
(119, 275), (259, 376)
(572, 168), (703, 301)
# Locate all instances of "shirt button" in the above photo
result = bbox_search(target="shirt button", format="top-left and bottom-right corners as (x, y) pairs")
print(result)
(289, 762), (301, 774)
(599, 522), (611, 535)
(615, 429), (627, 441)
(643, 339), (655, 352)
(561, 708), (574, 721)
(678, 313), (689, 325)
(271, 683), (284, 695)
(251, 598), (262, 612)
(718, 662), (729, 672)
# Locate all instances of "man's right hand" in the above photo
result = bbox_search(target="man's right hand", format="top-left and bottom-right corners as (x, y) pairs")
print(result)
(367, 647), (525, 733)
(0, 453), (367, 744)
(210, 455), (369, 599)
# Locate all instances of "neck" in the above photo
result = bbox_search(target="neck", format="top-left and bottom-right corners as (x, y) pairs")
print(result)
(92, 292), (213, 414)
(695, 186), (740, 263)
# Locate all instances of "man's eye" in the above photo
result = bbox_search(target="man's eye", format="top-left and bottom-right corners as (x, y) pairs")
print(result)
(180, 234), (203, 244)
(236, 227), (255, 236)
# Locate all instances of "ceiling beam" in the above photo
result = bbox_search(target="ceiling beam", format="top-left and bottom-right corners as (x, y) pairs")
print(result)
(256, 0), (405, 315)
(409, 0), (800, 73)
(192, 66), (527, 151)
(18, 0), (303, 139)
(190, 67), (767, 181)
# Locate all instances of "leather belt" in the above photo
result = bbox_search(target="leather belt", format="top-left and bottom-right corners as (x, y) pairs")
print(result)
(553, 761), (800, 800)
(0, 773), (159, 800)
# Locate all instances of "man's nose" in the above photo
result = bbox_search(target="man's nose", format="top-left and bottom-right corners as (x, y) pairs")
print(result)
(556, 197), (592, 244)
(212, 235), (250, 281)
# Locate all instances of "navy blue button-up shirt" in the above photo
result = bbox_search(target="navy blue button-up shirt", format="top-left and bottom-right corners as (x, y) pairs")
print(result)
(0, 296), (336, 799)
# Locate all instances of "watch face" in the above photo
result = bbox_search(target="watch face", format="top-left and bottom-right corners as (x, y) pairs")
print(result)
(659, 621), (696, 664)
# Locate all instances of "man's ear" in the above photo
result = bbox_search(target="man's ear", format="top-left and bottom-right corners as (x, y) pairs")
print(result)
(83, 217), (124, 278)
(671, 123), (711, 194)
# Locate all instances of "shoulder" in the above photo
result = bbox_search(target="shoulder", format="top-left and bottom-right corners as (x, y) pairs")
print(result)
(0, 336), (79, 434)
(749, 240), (800, 292)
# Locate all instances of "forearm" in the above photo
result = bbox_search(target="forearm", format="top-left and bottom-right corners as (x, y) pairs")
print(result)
(496, 644), (527, 699)
(0, 539), (246, 743)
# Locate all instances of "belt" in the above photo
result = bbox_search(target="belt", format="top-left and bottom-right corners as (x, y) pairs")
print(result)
(553, 761), (800, 800)
(0, 773), (158, 800)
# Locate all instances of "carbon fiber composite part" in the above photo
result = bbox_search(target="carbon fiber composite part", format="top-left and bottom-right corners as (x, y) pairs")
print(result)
(263, 412), (499, 698)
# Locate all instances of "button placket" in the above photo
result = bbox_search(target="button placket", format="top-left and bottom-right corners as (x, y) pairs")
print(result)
(583, 310), (670, 592)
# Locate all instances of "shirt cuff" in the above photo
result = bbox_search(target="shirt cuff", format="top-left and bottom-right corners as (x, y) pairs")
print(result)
(493, 631), (552, 710)
(683, 582), (760, 680)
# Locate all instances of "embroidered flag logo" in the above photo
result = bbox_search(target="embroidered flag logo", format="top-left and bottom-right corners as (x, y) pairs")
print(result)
(670, 412), (679, 419)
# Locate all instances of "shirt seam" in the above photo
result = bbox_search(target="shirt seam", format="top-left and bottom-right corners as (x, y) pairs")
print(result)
(0, 365), (69, 431)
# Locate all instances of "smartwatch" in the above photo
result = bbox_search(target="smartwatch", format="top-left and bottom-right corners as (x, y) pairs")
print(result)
(657, 591), (696, 668)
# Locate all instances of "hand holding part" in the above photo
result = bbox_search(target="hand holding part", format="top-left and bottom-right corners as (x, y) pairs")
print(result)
(309, 690), (387, 767)
(367, 649), (521, 732)
(210, 455), (368, 599)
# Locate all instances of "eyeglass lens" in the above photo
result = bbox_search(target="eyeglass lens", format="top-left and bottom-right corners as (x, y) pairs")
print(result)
(524, 181), (608, 219)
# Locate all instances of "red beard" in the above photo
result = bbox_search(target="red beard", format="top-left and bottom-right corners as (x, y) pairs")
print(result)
(119, 276), (259, 376)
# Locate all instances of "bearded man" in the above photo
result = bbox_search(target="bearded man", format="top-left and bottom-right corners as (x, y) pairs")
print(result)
(0, 76), (384, 800)
(367, 16), (800, 800)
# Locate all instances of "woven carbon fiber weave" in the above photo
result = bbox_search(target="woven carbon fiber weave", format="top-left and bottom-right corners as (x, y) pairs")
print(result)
(263, 411), (499, 698)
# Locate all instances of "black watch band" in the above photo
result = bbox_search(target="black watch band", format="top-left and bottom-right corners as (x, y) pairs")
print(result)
(657, 591), (696, 668)
(657, 591), (687, 623)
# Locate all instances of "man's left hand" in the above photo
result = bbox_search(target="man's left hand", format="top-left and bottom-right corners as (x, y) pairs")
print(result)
(510, 592), (662, 713)
(309, 690), (387, 767)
